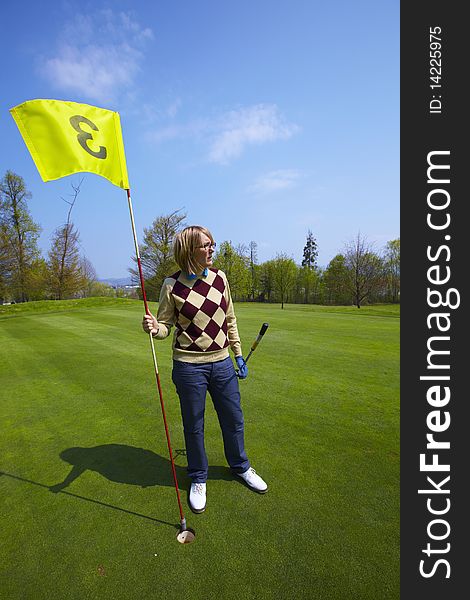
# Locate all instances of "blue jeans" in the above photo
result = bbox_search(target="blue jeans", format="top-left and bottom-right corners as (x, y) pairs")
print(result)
(172, 357), (250, 483)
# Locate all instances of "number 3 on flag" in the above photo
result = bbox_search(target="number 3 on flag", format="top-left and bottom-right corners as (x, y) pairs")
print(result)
(69, 115), (107, 160)
(10, 99), (129, 189)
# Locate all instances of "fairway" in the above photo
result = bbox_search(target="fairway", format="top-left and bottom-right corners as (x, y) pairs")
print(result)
(0, 299), (399, 599)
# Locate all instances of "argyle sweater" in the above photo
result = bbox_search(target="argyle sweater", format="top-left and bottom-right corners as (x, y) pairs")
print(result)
(153, 268), (242, 363)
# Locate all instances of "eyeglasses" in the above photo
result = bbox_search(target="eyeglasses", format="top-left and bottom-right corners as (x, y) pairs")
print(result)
(199, 242), (216, 250)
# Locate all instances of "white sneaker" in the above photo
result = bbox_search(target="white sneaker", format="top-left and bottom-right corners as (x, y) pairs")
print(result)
(189, 482), (206, 513)
(236, 467), (268, 494)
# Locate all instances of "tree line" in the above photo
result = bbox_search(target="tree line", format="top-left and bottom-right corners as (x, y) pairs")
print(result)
(1, 171), (399, 308)
(131, 212), (400, 308)
(0, 170), (106, 304)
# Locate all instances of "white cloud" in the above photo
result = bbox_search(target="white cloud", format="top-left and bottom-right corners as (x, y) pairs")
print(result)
(39, 10), (153, 103)
(249, 169), (302, 194)
(208, 104), (299, 164)
(147, 103), (299, 164)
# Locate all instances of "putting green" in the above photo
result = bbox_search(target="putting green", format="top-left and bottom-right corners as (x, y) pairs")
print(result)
(0, 299), (399, 599)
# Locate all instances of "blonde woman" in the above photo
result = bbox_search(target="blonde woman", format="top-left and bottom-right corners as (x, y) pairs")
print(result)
(142, 225), (267, 513)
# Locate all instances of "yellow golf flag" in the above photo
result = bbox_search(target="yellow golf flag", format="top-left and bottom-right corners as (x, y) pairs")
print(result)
(10, 99), (129, 189)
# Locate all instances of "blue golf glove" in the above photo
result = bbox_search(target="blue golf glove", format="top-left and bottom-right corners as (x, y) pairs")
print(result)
(235, 356), (248, 379)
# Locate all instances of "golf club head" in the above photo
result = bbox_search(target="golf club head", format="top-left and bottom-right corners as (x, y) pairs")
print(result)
(176, 527), (196, 544)
(259, 322), (269, 336)
(245, 322), (270, 364)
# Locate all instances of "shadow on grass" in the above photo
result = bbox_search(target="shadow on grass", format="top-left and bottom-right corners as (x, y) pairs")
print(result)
(0, 469), (178, 530)
(49, 443), (233, 492)
(0, 445), (233, 532)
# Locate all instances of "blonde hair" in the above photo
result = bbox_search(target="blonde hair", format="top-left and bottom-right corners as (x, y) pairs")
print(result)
(174, 225), (215, 275)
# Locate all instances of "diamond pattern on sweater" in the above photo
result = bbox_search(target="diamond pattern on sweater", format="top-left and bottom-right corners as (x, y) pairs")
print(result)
(212, 307), (226, 327)
(206, 285), (223, 305)
(211, 273), (225, 294)
(193, 279), (211, 297)
(200, 297), (219, 318)
(172, 279), (190, 301)
(171, 268), (230, 352)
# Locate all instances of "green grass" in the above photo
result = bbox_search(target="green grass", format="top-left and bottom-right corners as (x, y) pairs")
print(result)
(0, 299), (399, 599)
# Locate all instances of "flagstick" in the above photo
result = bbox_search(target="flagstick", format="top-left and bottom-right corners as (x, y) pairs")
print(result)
(126, 188), (187, 532)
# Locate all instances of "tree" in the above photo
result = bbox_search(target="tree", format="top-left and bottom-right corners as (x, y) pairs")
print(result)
(383, 239), (400, 303)
(343, 233), (383, 308)
(323, 254), (350, 304)
(79, 256), (97, 297)
(47, 180), (86, 300)
(213, 241), (250, 301)
(301, 230), (318, 269)
(0, 224), (13, 302)
(272, 253), (297, 309)
(298, 264), (319, 304)
(48, 224), (84, 299)
(299, 230), (319, 303)
(87, 281), (116, 297)
(313, 266), (327, 304)
(248, 241), (259, 301)
(258, 259), (275, 302)
(28, 258), (49, 301)
(0, 171), (41, 302)
(130, 210), (186, 300)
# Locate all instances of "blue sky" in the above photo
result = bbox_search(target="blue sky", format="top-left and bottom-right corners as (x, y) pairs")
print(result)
(0, 0), (399, 279)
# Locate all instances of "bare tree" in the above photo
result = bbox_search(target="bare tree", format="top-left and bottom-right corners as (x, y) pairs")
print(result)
(130, 209), (186, 299)
(343, 233), (383, 308)
(47, 179), (86, 300)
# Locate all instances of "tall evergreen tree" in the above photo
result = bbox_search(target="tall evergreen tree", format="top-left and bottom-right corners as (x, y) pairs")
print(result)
(300, 230), (318, 303)
(301, 230), (318, 269)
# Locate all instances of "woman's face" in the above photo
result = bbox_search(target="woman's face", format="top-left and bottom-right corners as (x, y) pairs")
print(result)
(193, 233), (214, 270)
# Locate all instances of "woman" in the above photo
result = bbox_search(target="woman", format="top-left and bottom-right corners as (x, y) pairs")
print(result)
(142, 225), (268, 513)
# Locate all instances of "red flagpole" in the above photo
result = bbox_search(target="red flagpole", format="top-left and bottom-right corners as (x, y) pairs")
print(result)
(126, 188), (187, 531)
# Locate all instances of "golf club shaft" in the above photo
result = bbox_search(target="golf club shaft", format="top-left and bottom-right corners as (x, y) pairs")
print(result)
(127, 189), (185, 527)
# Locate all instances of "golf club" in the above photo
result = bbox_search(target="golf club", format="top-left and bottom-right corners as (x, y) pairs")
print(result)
(238, 322), (269, 373)
(127, 189), (195, 545)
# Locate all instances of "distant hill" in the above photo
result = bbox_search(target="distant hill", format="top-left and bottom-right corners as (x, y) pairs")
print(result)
(98, 277), (135, 287)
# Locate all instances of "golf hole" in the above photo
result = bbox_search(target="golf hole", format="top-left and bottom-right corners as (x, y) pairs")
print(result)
(176, 528), (196, 544)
